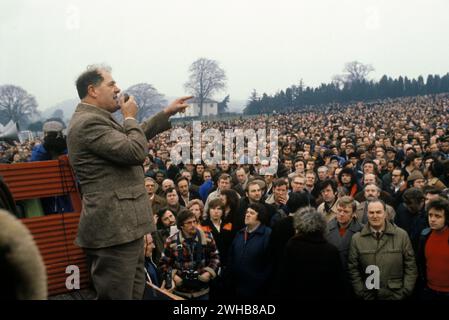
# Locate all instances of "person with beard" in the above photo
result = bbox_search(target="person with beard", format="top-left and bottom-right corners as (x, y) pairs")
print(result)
(152, 208), (177, 263)
(31, 121), (67, 161)
(337, 167), (361, 198)
(30, 120), (74, 214)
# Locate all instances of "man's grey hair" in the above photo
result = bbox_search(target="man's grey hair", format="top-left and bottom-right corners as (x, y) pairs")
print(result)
(364, 182), (381, 193)
(293, 207), (327, 236)
(317, 166), (329, 173)
(86, 63), (112, 73)
(75, 63), (112, 99)
(162, 179), (175, 186)
(144, 177), (158, 192)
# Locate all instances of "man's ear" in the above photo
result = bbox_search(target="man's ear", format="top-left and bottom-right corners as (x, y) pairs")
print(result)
(87, 85), (97, 98)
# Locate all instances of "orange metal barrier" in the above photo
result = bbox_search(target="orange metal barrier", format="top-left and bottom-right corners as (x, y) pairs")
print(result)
(0, 155), (89, 297)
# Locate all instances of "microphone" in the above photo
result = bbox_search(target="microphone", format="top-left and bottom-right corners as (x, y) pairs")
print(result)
(123, 93), (130, 102)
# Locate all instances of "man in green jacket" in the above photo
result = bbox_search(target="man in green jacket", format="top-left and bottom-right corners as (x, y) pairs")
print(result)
(348, 199), (417, 300)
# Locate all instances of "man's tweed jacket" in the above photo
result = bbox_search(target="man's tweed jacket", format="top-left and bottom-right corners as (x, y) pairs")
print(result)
(67, 103), (171, 248)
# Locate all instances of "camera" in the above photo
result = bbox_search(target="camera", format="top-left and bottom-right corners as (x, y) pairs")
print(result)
(165, 268), (173, 290)
(180, 269), (206, 291)
(182, 269), (199, 281)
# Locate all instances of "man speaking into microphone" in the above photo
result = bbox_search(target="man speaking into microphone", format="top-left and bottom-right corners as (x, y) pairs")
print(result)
(67, 64), (191, 299)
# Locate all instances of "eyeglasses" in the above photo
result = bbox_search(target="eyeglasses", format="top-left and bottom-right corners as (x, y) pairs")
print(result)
(183, 220), (198, 226)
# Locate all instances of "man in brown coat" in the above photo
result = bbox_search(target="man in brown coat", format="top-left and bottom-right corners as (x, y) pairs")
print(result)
(67, 65), (191, 299)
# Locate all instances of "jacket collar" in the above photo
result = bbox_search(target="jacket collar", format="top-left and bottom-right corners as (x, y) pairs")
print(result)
(75, 102), (119, 124)
(239, 223), (266, 235)
(178, 227), (207, 245)
(153, 195), (165, 204)
(360, 220), (395, 236)
(252, 224), (266, 235)
(328, 218), (361, 232)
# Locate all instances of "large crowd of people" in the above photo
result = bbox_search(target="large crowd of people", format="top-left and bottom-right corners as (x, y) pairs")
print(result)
(2, 93), (449, 300)
(140, 93), (449, 300)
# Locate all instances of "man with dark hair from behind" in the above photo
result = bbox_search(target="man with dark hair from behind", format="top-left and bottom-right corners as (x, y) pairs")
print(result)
(276, 207), (348, 299)
(0, 209), (47, 299)
(67, 65), (191, 300)
(268, 192), (311, 296)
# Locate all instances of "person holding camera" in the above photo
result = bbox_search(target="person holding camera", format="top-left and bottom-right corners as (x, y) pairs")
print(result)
(30, 120), (73, 215)
(159, 209), (220, 300)
(31, 120), (67, 161)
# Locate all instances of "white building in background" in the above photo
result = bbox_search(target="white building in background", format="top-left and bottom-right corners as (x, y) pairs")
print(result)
(174, 98), (218, 118)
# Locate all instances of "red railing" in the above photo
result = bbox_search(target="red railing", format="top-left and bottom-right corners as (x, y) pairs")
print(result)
(0, 156), (89, 297)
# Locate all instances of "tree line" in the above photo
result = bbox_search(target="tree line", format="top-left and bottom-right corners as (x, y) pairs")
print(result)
(244, 71), (449, 114)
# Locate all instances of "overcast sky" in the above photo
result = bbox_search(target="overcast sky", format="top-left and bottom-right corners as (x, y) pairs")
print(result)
(1, 0), (449, 111)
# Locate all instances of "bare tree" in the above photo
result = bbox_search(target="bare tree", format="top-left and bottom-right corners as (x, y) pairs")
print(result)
(0, 85), (39, 125)
(184, 58), (227, 117)
(125, 83), (167, 122)
(332, 61), (375, 88)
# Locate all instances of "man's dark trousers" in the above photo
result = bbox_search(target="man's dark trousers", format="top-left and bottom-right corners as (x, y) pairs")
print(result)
(84, 237), (145, 300)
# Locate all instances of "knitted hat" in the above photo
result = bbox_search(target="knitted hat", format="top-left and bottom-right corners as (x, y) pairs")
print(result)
(43, 121), (63, 132)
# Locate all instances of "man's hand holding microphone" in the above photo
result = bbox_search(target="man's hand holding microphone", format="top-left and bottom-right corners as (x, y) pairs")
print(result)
(118, 94), (194, 120)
